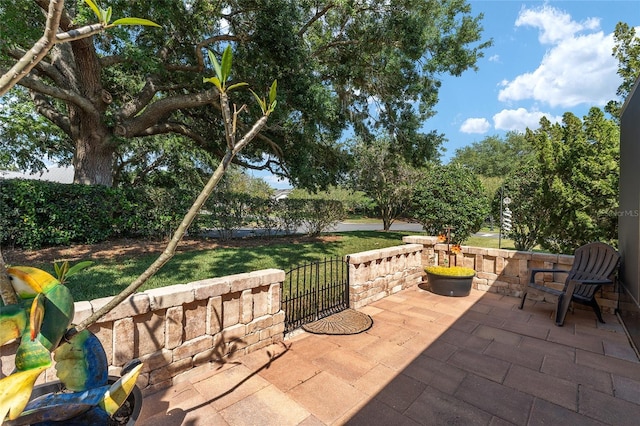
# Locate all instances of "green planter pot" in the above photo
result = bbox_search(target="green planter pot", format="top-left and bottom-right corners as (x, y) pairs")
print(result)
(425, 267), (475, 297)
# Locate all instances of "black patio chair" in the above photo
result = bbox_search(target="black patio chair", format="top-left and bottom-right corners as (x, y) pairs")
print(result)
(518, 242), (620, 326)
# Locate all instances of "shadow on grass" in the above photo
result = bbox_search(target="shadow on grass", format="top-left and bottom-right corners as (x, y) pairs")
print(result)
(67, 231), (415, 301)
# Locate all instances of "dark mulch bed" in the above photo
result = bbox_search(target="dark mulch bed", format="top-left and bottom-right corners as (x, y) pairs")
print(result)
(2, 235), (340, 266)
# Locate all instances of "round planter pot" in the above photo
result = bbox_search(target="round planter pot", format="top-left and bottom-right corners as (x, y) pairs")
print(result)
(426, 272), (474, 297)
(27, 376), (143, 425)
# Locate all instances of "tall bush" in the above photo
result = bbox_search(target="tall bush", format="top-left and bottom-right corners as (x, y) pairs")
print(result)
(411, 164), (489, 243)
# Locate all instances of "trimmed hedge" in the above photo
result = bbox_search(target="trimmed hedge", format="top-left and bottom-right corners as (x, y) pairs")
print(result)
(0, 179), (345, 249)
(0, 180), (121, 249)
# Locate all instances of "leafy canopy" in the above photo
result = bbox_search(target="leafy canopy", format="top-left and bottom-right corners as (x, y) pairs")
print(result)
(0, 0), (491, 189)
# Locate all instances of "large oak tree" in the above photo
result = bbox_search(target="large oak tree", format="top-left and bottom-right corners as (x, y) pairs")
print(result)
(1, 0), (491, 188)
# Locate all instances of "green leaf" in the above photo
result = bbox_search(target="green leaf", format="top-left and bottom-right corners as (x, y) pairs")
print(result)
(83, 0), (101, 20)
(203, 76), (222, 91)
(66, 261), (94, 279)
(105, 6), (112, 24)
(100, 7), (109, 24)
(269, 80), (277, 105)
(226, 82), (249, 92)
(249, 89), (267, 113)
(221, 45), (233, 83)
(111, 17), (162, 28)
(207, 50), (223, 84)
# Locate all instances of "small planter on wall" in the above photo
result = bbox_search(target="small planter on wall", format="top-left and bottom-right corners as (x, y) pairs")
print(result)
(425, 266), (475, 297)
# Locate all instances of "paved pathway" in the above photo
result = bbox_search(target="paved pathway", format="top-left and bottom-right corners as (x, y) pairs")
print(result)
(138, 286), (640, 425)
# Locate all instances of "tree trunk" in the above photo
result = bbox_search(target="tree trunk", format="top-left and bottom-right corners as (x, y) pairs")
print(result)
(72, 124), (114, 186)
(68, 36), (113, 186)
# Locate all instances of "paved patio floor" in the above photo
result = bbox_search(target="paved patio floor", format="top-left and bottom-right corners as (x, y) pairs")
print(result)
(138, 285), (640, 425)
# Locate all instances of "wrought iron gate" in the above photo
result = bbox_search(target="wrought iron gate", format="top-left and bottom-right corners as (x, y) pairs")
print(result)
(282, 256), (349, 333)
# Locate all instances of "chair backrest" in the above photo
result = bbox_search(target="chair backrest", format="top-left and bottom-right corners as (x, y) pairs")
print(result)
(565, 242), (620, 299)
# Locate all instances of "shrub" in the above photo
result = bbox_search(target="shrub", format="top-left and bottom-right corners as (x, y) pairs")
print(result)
(411, 164), (489, 243)
(0, 179), (121, 249)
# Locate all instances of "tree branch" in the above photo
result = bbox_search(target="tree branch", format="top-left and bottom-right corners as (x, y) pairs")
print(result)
(6, 47), (66, 87)
(0, 0), (63, 96)
(31, 92), (72, 134)
(298, 3), (335, 37)
(116, 77), (160, 121)
(132, 122), (209, 146)
(19, 74), (98, 115)
(114, 89), (218, 136)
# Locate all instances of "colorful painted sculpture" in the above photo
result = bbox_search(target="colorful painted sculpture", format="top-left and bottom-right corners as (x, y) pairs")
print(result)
(0, 266), (141, 425)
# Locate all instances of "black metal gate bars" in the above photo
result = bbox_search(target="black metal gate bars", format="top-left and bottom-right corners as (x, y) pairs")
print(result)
(282, 256), (349, 333)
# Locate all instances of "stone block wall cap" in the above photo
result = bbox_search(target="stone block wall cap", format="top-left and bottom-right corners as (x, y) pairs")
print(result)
(145, 283), (195, 310)
(403, 235), (437, 244)
(348, 244), (422, 264)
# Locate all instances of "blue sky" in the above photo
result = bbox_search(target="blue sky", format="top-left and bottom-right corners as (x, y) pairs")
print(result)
(426, 0), (640, 162)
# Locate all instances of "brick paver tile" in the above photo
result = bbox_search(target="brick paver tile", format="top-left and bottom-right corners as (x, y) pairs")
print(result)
(603, 339), (640, 362)
(448, 349), (511, 383)
(345, 398), (421, 426)
(450, 317), (481, 333)
(138, 380), (227, 426)
(364, 321), (418, 345)
(420, 339), (458, 362)
(547, 326), (605, 354)
(403, 354), (468, 395)
(473, 324), (523, 346)
(353, 363), (398, 396)
(503, 364), (578, 410)
(520, 336), (576, 362)
(529, 398), (603, 426)
(405, 385), (493, 425)
(440, 328), (492, 353)
(399, 329), (447, 355)
(324, 330), (380, 351)
(454, 374), (534, 425)
(287, 371), (368, 424)
(255, 352), (321, 392)
(500, 318), (551, 340)
(576, 349), (640, 381)
(374, 373), (427, 412)
(579, 386), (640, 426)
(311, 347), (376, 382)
(612, 375), (640, 403)
(219, 385), (310, 426)
(287, 334), (340, 361)
(460, 310), (505, 328)
(541, 356), (613, 394)
(483, 340), (545, 371)
(403, 305), (444, 322)
(191, 364), (270, 411)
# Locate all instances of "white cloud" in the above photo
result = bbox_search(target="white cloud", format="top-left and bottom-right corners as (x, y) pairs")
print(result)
(493, 108), (562, 132)
(488, 54), (500, 63)
(499, 6), (620, 109)
(460, 118), (491, 134)
(515, 5), (600, 44)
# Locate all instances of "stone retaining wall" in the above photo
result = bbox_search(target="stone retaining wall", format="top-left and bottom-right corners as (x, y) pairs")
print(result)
(0, 269), (285, 395)
(403, 235), (619, 314)
(347, 243), (424, 309)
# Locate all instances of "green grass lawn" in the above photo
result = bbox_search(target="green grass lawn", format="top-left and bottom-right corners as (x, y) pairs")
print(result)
(56, 228), (531, 301)
(64, 231), (417, 301)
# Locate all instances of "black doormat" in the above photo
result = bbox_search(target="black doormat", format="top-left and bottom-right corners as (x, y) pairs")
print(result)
(302, 309), (373, 335)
